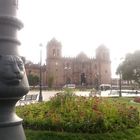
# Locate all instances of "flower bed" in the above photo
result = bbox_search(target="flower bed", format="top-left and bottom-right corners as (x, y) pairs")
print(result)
(134, 97), (140, 103)
(16, 90), (139, 134)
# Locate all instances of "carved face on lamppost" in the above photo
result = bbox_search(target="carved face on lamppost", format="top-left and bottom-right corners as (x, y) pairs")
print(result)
(0, 55), (29, 98)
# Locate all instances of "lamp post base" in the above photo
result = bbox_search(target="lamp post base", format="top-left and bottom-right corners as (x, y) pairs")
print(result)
(38, 92), (43, 102)
(0, 125), (26, 140)
(0, 99), (28, 140)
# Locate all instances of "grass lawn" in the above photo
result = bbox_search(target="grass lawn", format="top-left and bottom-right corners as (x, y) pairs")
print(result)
(108, 97), (140, 113)
(25, 126), (140, 140)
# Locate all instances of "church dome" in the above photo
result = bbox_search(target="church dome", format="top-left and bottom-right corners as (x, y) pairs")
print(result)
(77, 52), (88, 61)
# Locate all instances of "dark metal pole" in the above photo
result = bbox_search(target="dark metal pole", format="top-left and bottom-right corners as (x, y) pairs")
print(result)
(38, 44), (43, 102)
(0, 0), (29, 140)
(119, 73), (122, 97)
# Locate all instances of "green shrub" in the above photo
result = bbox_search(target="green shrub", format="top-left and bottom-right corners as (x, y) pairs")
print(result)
(16, 91), (139, 134)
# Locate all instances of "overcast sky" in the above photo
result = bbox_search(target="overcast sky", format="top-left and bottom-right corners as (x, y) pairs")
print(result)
(18, 0), (140, 78)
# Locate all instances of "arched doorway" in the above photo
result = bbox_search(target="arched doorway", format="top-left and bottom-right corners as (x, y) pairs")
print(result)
(81, 73), (86, 85)
(66, 77), (71, 84)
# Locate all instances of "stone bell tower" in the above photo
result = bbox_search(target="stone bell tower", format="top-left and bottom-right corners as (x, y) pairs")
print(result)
(46, 38), (62, 87)
(96, 45), (111, 84)
(0, 0), (29, 140)
(47, 38), (62, 59)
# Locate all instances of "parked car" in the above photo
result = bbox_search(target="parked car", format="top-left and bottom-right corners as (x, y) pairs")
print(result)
(63, 84), (76, 89)
(99, 84), (111, 91)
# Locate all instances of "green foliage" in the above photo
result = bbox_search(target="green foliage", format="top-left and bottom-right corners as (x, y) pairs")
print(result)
(16, 93), (139, 134)
(28, 74), (39, 86)
(116, 51), (140, 85)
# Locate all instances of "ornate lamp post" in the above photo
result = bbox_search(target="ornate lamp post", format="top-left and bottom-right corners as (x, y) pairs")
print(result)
(0, 0), (29, 140)
(38, 43), (43, 102)
(119, 72), (122, 97)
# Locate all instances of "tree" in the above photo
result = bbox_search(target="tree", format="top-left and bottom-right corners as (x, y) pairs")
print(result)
(28, 74), (39, 86)
(116, 51), (140, 86)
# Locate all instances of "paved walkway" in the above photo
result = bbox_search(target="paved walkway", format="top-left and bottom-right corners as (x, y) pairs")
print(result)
(26, 90), (140, 101)
(29, 90), (59, 101)
(16, 90), (140, 106)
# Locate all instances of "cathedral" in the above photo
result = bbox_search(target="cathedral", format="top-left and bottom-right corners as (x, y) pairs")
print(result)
(46, 38), (111, 88)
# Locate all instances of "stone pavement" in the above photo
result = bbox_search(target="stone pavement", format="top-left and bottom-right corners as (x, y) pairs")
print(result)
(16, 90), (140, 106)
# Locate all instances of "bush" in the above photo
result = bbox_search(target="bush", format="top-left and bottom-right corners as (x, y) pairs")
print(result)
(16, 91), (139, 134)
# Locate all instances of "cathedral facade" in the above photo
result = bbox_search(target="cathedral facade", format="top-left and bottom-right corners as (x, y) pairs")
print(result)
(46, 38), (111, 88)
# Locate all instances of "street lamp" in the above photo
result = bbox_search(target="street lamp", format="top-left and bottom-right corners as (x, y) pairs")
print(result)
(119, 72), (122, 97)
(55, 62), (58, 87)
(118, 58), (124, 97)
(38, 43), (43, 102)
